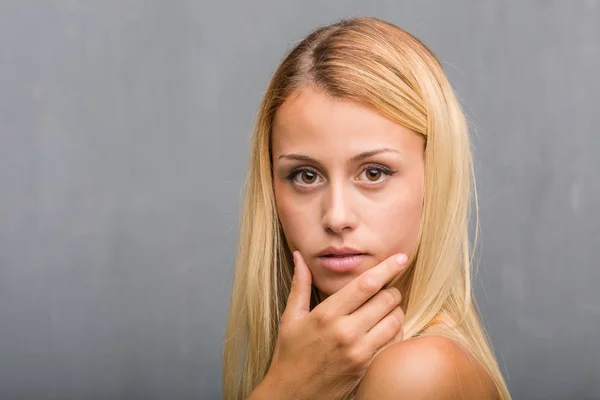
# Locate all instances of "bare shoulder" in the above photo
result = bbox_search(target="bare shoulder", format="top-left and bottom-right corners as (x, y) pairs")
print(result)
(355, 335), (499, 400)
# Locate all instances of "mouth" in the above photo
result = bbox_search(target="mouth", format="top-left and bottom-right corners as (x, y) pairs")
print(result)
(317, 247), (368, 272)
(320, 253), (366, 258)
(318, 246), (367, 258)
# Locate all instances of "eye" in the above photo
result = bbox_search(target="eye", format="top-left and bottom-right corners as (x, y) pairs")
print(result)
(287, 167), (322, 186)
(358, 164), (396, 184)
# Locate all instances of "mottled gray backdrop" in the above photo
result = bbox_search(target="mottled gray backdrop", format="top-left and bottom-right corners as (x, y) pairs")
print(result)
(1, 1), (598, 399)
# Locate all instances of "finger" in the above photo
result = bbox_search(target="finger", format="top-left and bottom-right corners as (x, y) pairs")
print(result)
(314, 253), (408, 317)
(365, 306), (405, 355)
(348, 287), (402, 333)
(282, 251), (313, 321)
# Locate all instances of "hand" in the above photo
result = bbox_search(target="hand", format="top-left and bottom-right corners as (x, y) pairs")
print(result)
(251, 251), (408, 400)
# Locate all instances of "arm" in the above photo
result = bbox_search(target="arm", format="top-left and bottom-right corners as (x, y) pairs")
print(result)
(355, 336), (499, 400)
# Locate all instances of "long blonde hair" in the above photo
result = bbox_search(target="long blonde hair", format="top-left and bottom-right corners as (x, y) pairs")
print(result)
(222, 17), (510, 399)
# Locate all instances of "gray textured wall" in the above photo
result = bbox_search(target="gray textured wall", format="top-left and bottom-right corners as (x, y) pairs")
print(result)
(0, 1), (598, 399)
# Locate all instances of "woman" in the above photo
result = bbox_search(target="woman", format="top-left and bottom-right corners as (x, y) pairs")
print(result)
(223, 16), (511, 399)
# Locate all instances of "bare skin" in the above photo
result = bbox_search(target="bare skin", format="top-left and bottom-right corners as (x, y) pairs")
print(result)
(248, 86), (497, 399)
(355, 333), (499, 399)
(271, 86), (425, 302)
(248, 251), (408, 400)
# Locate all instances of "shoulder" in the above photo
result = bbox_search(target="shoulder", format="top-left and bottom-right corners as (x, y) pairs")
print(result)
(355, 335), (498, 400)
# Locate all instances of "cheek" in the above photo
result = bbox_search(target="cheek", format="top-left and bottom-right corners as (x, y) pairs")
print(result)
(274, 183), (308, 251)
(368, 185), (423, 253)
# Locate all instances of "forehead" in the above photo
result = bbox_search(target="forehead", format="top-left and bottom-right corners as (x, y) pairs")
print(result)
(271, 86), (422, 156)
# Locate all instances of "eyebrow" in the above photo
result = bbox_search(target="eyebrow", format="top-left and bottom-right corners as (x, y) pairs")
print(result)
(277, 148), (401, 163)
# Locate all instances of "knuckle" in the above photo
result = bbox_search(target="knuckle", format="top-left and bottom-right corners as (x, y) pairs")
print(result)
(358, 276), (379, 294)
(386, 314), (401, 331)
(346, 347), (370, 371)
(396, 305), (405, 317)
(393, 287), (402, 302)
(315, 309), (335, 328)
(391, 306), (404, 324)
(396, 309), (405, 325)
(382, 289), (400, 308)
(398, 326), (405, 340)
(334, 321), (358, 346)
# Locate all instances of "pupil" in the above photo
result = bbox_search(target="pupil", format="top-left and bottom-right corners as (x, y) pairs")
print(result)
(303, 171), (315, 183)
(368, 169), (381, 180)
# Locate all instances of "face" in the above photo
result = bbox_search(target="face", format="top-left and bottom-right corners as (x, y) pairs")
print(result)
(271, 85), (425, 301)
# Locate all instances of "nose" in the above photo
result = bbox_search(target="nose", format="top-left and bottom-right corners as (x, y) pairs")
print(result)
(321, 181), (357, 234)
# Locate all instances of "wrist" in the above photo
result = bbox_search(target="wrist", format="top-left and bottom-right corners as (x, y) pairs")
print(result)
(247, 372), (309, 400)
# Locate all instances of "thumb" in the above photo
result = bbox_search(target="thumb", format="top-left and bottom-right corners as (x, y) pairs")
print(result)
(284, 251), (313, 321)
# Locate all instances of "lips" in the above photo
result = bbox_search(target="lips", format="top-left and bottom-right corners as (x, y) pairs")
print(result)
(318, 246), (366, 257)
(317, 246), (368, 273)
(318, 254), (367, 272)
(322, 254), (363, 258)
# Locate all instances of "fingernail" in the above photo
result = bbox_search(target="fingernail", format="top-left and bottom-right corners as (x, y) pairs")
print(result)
(292, 251), (299, 268)
(396, 254), (408, 265)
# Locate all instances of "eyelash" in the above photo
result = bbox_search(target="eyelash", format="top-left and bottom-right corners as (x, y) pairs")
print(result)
(285, 164), (397, 187)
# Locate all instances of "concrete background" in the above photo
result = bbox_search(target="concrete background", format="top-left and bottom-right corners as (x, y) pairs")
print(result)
(0, 1), (598, 398)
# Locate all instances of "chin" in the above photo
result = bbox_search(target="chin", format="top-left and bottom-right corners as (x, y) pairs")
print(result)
(313, 274), (357, 299)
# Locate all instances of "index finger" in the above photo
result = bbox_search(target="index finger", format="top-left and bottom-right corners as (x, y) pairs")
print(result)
(313, 253), (408, 317)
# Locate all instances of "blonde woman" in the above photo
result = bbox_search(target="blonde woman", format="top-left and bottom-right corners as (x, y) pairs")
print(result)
(223, 17), (511, 399)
